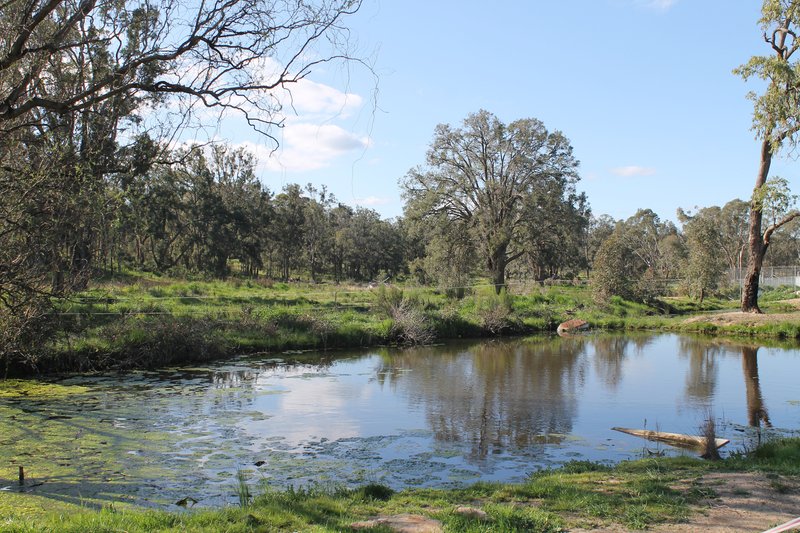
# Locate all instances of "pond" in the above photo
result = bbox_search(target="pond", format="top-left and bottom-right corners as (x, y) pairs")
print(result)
(2, 333), (799, 509)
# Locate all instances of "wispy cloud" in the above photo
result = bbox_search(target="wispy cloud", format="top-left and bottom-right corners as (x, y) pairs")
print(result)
(354, 196), (390, 207)
(252, 123), (370, 172)
(611, 165), (656, 177)
(639, 0), (677, 11)
(279, 78), (363, 117)
(152, 55), (371, 174)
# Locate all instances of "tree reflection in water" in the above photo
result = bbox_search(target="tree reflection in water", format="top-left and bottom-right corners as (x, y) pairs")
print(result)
(742, 346), (771, 428)
(375, 338), (589, 461)
(676, 338), (772, 428)
(678, 337), (724, 406)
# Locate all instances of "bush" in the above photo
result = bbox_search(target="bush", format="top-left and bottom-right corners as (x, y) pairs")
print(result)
(106, 316), (229, 369)
(373, 285), (434, 345)
(475, 289), (517, 334)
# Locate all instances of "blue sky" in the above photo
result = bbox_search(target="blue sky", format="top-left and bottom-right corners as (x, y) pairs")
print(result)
(214, 1), (792, 223)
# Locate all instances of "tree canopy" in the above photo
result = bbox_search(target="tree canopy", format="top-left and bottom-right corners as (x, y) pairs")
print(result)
(401, 110), (585, 293)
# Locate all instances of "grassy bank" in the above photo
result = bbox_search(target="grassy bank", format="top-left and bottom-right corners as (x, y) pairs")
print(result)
(2, 438), (798, 532)
(15, 272), (800, 374)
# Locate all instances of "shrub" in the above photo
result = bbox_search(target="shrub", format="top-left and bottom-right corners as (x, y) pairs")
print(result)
(373, 285), (434, 345)
(476, 289), (517, 334)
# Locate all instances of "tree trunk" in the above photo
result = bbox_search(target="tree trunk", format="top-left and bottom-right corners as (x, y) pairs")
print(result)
(741, 139), (772, 313)
(488, 245), (507, 294)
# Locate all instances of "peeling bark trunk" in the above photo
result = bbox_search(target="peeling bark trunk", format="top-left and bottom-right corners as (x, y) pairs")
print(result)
(741, 139), (771, 313)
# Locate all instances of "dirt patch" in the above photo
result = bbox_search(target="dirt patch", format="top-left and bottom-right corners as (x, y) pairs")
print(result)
(568, 472), (800, 532)
(683, 310), (800, 326)
(351, 514), (443, 532)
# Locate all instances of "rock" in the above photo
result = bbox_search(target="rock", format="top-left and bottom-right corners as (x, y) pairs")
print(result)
(557, 318), (589, 335)
(351, 514), (443, 532)
(454, 506), (489, 520)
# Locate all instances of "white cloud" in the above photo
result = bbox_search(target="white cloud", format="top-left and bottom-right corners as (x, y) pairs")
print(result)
(611, 165), (657, 177)
(280, 78), (363, 117)
(639, 0), (677, 11)
(354, 196), (390, 207)
(153, 55), (371, 174)
(253, 122), (370, 172)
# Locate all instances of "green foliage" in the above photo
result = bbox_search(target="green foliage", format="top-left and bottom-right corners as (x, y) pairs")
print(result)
(592, 211), (681, 304)
(18, 273), (800, 374)
(592, 230), (639, 303)
(402, 109), (584, 292)
(752, 176), (798, 224)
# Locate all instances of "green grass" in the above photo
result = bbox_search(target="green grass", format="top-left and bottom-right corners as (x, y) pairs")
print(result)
(17, 272), (800, 374)
(4, 438), (798, 532)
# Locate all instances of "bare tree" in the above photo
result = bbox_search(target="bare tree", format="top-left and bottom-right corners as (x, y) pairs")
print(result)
(1, 0), (364, 138)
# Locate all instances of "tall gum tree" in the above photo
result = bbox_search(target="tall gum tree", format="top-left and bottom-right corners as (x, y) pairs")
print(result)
(401, 110), (580, 293)
(736, 0), (800, 313)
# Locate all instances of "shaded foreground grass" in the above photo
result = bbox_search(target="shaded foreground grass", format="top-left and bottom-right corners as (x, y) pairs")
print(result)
(19, 273), (800, 374)
(2, 438), (799, 532)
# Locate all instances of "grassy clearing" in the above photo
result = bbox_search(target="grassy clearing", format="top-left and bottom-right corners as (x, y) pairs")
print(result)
(3, 438), (798, 532)
(14, 272), (799, 374)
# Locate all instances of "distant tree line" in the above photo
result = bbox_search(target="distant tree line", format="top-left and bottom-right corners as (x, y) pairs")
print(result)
(104, 142), (407, 283)
(591, 199), (800, 304)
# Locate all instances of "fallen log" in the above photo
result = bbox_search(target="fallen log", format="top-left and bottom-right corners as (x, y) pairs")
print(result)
(612, 427), (729, 450)
(557, 319), (589, 335)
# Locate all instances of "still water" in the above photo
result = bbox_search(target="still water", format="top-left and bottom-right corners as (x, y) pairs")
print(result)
(2, 333), (799, 507)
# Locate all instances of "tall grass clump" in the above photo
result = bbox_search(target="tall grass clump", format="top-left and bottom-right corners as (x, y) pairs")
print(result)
(373, 285), (434, 345)
(475, 289), (518, 334)
(104, 315), (230, 369)
(235, 468), (252, 507)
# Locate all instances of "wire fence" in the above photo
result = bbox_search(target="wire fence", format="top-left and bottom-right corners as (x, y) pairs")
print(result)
(729, 266), (800, 288)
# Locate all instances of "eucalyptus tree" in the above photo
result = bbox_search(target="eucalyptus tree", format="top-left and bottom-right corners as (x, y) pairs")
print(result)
(592, 227), (644, 303)
(765, 216), (800, 264)
(717, 199), (751, 274)
(303, 185), (335, 283)
(735, 0), (800, 312)
(586, 215), (617, 274)
(519, 184), (590, 281)
(271, 184), (307, 281)
(419, 218), (476, 297)
(327, 203), (354, 283)
(678, 207), (729, 302)
(592, 210), (682, 302)
(339, 207), (402, 281)
(401, 110), (581, 293)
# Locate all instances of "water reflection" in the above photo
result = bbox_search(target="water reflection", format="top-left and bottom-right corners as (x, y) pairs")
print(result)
(375, 338), (589, 460)
(677, 337), (725, 406)
(3, 334), (798, 508)
(591, 335), (637, 389)
(742, 346), (771, 428)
